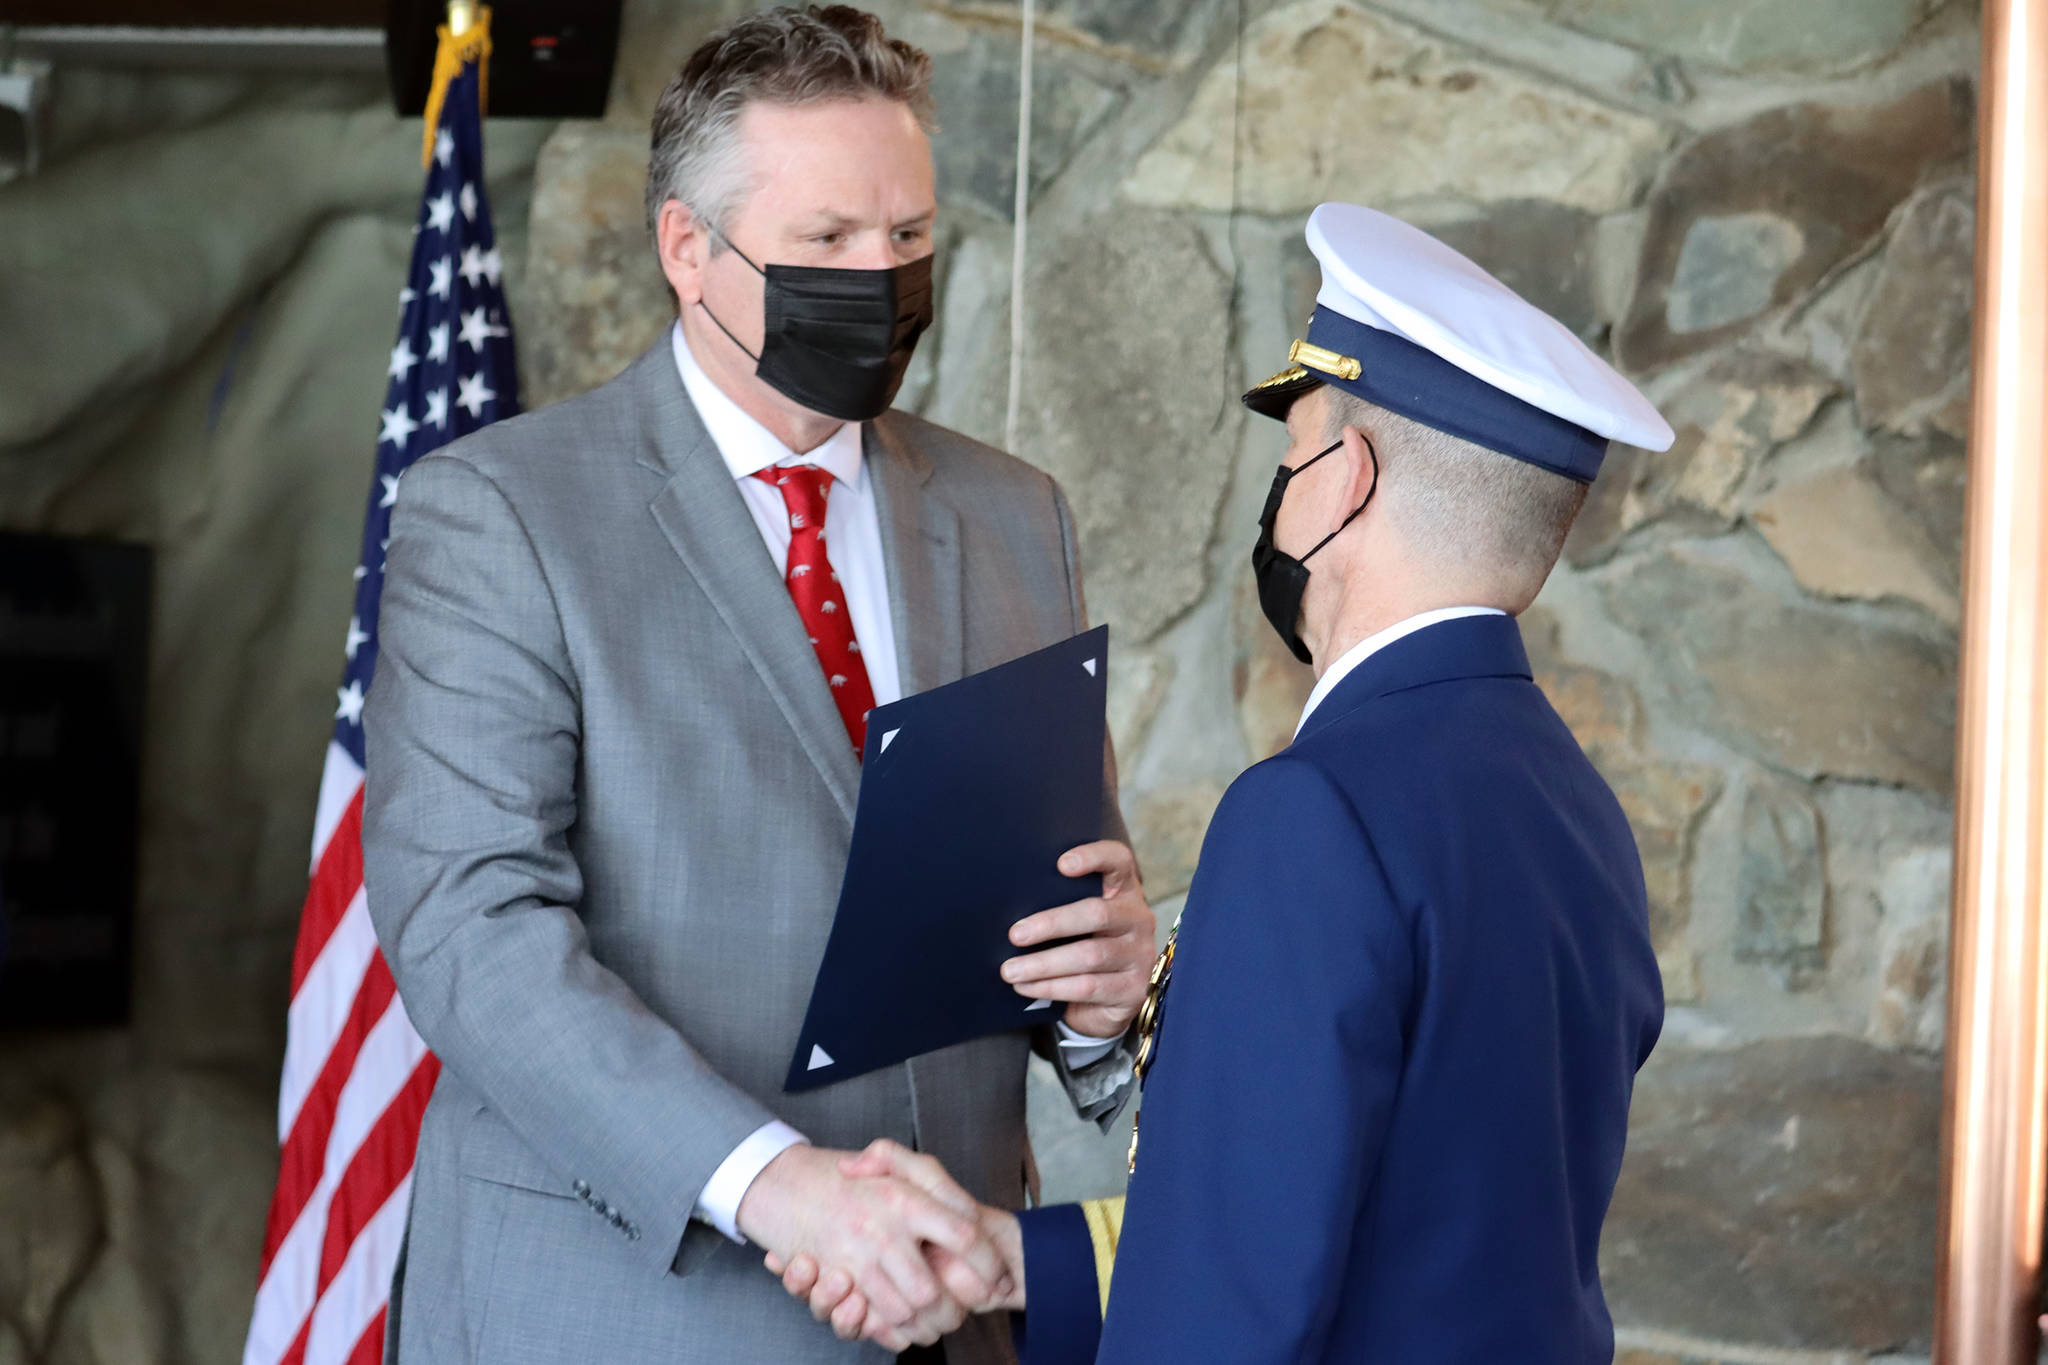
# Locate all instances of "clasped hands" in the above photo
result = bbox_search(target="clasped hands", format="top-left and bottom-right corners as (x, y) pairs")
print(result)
(736, 840), (1151, 1350)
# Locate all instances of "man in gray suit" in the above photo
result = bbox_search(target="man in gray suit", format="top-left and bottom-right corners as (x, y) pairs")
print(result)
(363, 7), (1156, 1363)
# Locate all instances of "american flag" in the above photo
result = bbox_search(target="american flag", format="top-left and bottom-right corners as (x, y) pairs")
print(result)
(243, 46), (518, 1365)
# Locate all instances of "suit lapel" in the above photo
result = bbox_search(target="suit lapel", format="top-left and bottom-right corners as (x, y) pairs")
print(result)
(629, 344), (862, 822)
(867, 415), (964, 697)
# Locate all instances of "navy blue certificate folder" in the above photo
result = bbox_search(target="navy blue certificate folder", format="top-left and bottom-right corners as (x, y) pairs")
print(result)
(785, 626), (1110, 1092)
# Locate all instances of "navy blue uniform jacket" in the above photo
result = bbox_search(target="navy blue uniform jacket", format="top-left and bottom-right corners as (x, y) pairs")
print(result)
(1018, 613), (1663, 1364)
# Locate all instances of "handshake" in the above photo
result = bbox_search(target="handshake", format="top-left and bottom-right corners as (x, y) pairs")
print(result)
(739, 1139), (1026, 1352)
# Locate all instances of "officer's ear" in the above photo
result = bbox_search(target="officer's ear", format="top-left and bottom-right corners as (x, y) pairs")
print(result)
(1337, 423), (1380, 514)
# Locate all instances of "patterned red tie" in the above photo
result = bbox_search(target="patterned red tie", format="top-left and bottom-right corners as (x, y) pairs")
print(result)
(752, 465), (878, 758)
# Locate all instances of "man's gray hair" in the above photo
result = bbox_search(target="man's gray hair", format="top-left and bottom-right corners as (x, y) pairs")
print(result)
(644, 5), (937, 241)
(1324, 389), (1589, 594)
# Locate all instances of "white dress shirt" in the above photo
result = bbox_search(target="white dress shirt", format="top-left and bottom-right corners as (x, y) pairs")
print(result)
(671, 325), (1119, 1242)
(1294, 607), (1509, 739)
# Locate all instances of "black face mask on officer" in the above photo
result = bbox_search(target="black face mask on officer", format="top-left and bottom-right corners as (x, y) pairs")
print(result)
(699, 231), (936, 423)
(1252, 431), (1380, 666)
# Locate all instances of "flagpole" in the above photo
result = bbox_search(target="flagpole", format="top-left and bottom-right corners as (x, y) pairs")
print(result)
(1932, 0), (2048, 1358)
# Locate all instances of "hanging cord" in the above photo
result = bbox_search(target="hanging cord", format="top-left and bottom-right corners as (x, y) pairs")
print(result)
(1214, 0), (1247, 432)
(1003, 0), (1036, 454)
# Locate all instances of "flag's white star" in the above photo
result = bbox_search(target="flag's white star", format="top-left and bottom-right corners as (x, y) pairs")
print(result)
(458, 306), (508, 352)
(388, 337), (419, 383)
(379, 405), (419, 451)
(460, 181), (478, 221)
(479, 245), (502, 285)
(456, 371), (497, 418)
(426, 321), (451, 363)
(380, 473), (401, 507)
(380, 536), (391, 571)
(425, 192), (456, 234)
(423, 387), (450, 429)
(459, 244), (489, 288)
(398, 286), (416, 307)
(434, 128), (454, 167)
(336, 679), (366, 725)
(344, 616), (369, 660)
(428, 256), (453, 299)
(353, 563), (368, 581)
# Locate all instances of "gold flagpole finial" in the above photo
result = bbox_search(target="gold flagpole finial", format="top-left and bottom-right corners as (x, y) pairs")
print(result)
(421, 4), (494, 167)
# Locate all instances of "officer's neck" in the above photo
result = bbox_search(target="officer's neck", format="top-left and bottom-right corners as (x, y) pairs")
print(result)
(1306, 558), (1512, 680)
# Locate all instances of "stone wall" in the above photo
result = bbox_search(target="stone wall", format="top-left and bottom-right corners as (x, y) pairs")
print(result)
(0, 0), (1980, 1360)
(0, 68), (552, 1365)
(520, 2), (1976, 1358)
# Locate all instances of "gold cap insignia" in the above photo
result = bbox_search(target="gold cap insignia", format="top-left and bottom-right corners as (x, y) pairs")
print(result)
(1287, 339), (1363, 382)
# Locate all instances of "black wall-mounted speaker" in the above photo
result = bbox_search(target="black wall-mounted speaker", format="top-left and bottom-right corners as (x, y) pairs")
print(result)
(385, 0), (622, 120)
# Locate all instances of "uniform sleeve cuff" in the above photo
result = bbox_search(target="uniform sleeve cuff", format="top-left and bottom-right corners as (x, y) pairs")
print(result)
(693, 1121), (808, 1244)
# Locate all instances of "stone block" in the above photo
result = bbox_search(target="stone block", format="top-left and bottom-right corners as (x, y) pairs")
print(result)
(1615, 81), (1973, 374)
(911, 15), (1125, 220)
(1232, 575), (1315, 763)
(1870, 431), (1968, 586)
(1127, 780), (1227, 902)
(942, 0), (1231, 61)
(1853, 178), (1974, 440)
(1603, 1038), (1939, 1352)
(1124, 0), (1669, 216)
(1002, 210), (1238, 642)
(1108, 646), (1175, 769)
(1538, 0), (1942, 75)
(0, 1094), (100, 1355)
(1429, 201), (1604, 340)
(43, 1128), (167, 1365)
(1734, 778), (1827, 974)
(89, 1071), (275, 1365)
(1567, 350), (1836, 567)
(1601, 547), (1956, 792)
(521, 124), (674, 410)
(1532, 636), (1723, 1004)
(0, 101), (548, 450)
(1750, 462), (1958, 622)
(1869, 847), (1951, 1051)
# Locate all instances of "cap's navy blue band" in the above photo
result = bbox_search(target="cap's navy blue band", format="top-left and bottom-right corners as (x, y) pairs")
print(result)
(1303, 306), (1608, 483)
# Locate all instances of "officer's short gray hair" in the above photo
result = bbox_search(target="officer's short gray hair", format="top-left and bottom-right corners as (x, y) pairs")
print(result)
(645, 5), (936, 242)
(1323, 388), (1588, 595)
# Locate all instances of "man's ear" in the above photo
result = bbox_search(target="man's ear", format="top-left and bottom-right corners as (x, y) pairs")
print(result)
(1339, 423), (1380, 513)
(656, 200), (708, 310)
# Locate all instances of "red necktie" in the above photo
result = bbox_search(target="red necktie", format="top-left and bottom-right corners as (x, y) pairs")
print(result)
(752, 466), (878, 758)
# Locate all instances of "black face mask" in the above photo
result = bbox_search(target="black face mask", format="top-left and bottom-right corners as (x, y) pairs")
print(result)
(699, 234), (935, 422)
(1251, 434), (1379, 666)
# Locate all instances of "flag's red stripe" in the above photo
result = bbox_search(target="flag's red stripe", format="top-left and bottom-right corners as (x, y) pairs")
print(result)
(278, 1314), (310, 1365)
(291, 789), (366, 995)
(346, 1309), (388, 1365)
(317, 1053), (441, 1295)
(259, 953), (396, 1273)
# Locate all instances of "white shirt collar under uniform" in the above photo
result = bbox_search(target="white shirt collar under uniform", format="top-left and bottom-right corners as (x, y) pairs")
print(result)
(1294, 606), (1508, 740)
(669, 322), (866, 490)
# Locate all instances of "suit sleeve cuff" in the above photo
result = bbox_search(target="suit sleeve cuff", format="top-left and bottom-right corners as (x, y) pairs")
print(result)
(1054, 1019), (1123, 1069)
(693, 1121), (807, 1244)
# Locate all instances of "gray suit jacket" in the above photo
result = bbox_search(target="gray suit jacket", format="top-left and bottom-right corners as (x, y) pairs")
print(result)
(363, 340), (1134, 1365)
